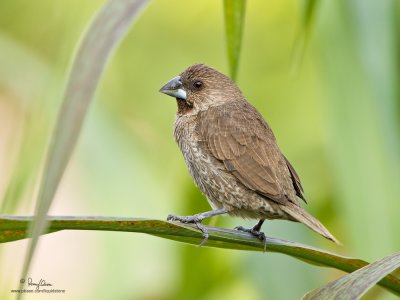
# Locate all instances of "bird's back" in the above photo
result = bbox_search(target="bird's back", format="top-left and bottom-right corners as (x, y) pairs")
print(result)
(197, 100), (300, 205)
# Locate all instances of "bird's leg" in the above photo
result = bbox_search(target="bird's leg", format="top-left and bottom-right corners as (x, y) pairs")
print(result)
(167, 208), (227, 246)
(167, 208), (227, 223)
(235, 219), (266, 243)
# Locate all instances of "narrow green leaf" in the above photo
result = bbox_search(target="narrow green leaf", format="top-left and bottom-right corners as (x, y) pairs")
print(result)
(292, 0), (319, 71)
(21, 0), (148, 292)
(223, 0), (246, 81)
(1, 216), (399, 297)
(302, 0), (318, 28)
(303, 252), (400, 300)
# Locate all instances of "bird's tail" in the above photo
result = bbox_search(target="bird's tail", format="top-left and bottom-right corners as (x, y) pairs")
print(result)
(280, 202), (341, 245)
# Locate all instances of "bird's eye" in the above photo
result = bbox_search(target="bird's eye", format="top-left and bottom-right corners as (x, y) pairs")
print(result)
(193, 80), (203, 90)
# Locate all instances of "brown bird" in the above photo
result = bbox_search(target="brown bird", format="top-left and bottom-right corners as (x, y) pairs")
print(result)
(159, 64), (339, 245)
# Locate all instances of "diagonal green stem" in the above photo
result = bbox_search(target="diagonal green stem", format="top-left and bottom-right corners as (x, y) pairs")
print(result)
(0, 216), (399, 296)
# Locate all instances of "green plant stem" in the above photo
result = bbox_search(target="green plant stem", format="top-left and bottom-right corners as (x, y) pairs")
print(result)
(0, 216), (399, 296)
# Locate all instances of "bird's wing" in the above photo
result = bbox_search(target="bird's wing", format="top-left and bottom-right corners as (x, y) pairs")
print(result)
(284, 156), (306, 203)
(198, 101), (300, 205)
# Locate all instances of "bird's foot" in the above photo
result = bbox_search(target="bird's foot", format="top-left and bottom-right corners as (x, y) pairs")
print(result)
(234, 225), (267, 251)
(234, 226), (266, 241)
(167, 214), (203, 223)
(167, 214), (209, 247)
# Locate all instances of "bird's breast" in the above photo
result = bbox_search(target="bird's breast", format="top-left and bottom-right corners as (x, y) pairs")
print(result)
(174, 116), (229, 205)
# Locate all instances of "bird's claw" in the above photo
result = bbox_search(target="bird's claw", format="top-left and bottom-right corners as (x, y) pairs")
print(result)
(167, 214), (208, 246)
(195, 222), (209, 247)
(234, 225), (267, 250)
(234, 225), (266, 240)
(234, 225), (247, 232)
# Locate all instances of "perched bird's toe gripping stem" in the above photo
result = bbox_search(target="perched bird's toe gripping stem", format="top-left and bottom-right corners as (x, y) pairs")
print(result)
(234, 219), (267, 250)
(234, 226), (266, 241)
(166, 208), (228, 247)
(167, 214), (209, 246)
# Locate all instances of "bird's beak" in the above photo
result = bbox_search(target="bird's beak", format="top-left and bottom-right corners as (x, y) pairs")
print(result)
(159, 76), (187, 100)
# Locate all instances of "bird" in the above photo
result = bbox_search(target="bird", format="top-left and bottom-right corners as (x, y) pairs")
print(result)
(159, 63), (339, 246)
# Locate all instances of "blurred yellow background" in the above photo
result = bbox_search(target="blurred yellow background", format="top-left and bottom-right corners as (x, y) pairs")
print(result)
(1, 0), (399, 299)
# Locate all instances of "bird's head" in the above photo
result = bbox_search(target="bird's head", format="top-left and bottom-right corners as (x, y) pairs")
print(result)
(159, 64), (243, 115)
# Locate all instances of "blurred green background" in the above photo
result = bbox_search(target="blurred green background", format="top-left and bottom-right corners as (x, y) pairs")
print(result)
(1, 0), (400, 299)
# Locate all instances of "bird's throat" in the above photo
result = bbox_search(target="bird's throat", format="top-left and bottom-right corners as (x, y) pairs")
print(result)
(176, 98), (192, 115)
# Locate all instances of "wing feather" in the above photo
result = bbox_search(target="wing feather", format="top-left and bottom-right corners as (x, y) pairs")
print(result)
(284, 156), (306, 202)
(198, 101), (302, 205)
